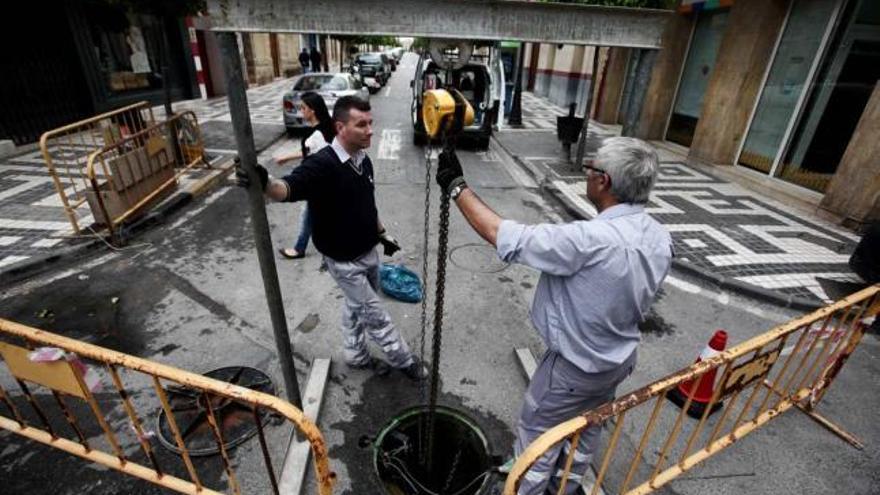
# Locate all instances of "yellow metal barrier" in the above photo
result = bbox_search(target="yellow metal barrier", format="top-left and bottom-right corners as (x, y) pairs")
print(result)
(85, 111), (208, 238)
(39, 101), (157, 235)
(0, 318), (336, 495)
(505, 285), (880, 495)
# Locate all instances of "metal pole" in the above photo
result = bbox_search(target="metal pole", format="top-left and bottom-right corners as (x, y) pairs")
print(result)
(217, 32), (303, 409)
(574, 46), (601, 171)
(508, 42), (526, 127)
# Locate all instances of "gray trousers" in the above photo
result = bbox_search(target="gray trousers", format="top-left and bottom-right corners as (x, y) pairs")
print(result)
(515, 350), (636, 495)
(323, 248), (414, 369)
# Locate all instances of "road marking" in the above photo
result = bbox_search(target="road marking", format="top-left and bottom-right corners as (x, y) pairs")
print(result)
(664, 275), (701, 294)
(0, 219), (72, 230)
(0, 176), (45, 202)
(377, 129), (401, 160)
(0, 255), (28, 268)
(168, 187), (229, 230)
(384, 85), (392, 97)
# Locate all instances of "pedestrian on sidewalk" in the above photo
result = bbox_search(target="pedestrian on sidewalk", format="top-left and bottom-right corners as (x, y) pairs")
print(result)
(436, 137), (673, 494)
(299, 48), (310, 74)
(237, 96), (427, 381)
(275, 91), (335, 260)
(310, 47), (322, 73)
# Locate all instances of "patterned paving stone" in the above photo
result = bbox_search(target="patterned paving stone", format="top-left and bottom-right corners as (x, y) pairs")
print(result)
(514, 92), (863, 305)
(0, 78), (293, 272)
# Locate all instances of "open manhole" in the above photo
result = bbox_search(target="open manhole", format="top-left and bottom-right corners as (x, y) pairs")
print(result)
(449, 243), (509, 274)
(156, 366), (275, 456)
(372, 405), (493, 495)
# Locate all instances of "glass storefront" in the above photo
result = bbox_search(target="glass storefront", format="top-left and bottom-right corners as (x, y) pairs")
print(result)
(666, 9), (729, 147)
(738, 0), (880, 193)
(737, 0), (839, 175)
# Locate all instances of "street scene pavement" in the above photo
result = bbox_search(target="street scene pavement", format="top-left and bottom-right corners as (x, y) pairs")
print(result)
(1, 49), (878, 495)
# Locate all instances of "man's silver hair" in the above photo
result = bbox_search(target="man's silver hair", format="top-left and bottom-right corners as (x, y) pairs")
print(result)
(594, 137), (659, 204)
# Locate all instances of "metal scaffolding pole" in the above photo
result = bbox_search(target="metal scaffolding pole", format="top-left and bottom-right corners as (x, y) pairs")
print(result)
(217, 32), (303, 409)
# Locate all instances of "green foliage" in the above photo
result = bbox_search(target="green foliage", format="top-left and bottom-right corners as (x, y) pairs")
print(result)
(331, 35), (401, 47)
(541, 0), (675, 8)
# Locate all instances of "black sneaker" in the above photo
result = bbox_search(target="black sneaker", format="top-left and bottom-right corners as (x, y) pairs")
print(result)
(400, 358), (429, 381)
(347, 357), (391, 376)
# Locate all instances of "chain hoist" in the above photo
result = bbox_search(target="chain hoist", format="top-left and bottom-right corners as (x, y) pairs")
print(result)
(418, 83), (474, 483)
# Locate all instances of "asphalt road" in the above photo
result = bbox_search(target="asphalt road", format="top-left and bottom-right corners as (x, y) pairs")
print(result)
(1, 52), (878, 495)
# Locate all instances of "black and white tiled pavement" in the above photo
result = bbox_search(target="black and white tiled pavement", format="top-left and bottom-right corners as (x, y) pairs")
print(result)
(515, 92), (863, 305)
(0, 78), (294, 272)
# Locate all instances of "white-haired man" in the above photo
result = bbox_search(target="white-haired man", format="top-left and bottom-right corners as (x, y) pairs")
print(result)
(436, 137), (673, 494)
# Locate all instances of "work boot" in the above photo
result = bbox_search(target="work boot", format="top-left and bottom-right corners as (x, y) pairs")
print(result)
(400, 357), (429, 381)
(347, 356), (391, 376)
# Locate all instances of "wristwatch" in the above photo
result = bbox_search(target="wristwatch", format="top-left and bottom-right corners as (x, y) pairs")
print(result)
(449, 182), (468, 200)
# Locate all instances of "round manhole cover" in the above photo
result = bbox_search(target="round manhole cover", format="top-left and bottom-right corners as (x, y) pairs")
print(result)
(156, 366), (275, 457)
(449, 243), (509, 274)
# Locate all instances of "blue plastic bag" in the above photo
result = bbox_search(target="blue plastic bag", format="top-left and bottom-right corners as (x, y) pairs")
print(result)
(379, 263), (423, 303)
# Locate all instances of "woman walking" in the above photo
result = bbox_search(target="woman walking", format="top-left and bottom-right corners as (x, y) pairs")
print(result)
(275, 91), (335, 259)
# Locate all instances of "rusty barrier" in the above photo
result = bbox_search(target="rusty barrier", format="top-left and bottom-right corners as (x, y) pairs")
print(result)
(0, 318), (335, 494)
(85, 111), (207, 238)
(39, 101), (156, 234)
(505, 285), (880, 495)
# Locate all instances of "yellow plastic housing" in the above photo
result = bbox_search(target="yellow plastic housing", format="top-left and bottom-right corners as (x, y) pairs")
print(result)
(422, 89), (474, 138)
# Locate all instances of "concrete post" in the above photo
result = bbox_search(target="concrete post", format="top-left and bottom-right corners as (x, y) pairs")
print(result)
(217, 32), (303, 409)
(622, 49), (657, 138)
(508, 42), (526, 127)
(574, 46), (600, 171)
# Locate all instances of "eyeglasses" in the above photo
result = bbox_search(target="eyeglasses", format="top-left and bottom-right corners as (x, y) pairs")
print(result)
(585, 165), (607, 177)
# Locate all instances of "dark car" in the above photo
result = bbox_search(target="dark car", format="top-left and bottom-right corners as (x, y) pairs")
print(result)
(283, 72), (369, 133)
(354, 53), (389, 86)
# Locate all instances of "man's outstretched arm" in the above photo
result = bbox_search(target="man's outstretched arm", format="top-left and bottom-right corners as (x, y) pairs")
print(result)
(436, 149), (503, 247)
(454, 188), (502, 247)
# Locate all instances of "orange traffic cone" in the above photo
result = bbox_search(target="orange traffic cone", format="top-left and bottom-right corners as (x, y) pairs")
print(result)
(667, 330), (727, 419)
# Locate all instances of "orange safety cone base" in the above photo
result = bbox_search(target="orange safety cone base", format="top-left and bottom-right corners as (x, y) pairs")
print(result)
(666, 386), (723, 419)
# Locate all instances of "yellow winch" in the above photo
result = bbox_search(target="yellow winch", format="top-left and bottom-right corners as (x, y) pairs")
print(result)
(421, 89), (474, 139)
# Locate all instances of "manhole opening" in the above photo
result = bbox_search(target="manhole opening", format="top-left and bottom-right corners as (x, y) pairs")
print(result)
(374, 406), (492, 495)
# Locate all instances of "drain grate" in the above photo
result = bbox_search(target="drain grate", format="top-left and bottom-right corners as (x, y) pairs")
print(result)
(156, 366), (275, 456)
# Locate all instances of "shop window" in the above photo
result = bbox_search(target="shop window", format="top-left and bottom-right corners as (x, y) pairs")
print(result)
(737, 0), (838, 175)
(665, 10), (729, 147)
(777, 0), (880, 192)
(85, 5), (165, 94)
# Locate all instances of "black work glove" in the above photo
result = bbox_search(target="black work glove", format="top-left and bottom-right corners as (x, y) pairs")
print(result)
(234, 157), (269, 191)
(378, 230), (401, 257)
(436, 149), (465, 194)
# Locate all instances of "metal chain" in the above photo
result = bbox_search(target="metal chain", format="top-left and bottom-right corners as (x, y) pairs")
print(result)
(419, 143), (433, 404)
(418, 142), (433, 466)
(425, 131), (454, 478)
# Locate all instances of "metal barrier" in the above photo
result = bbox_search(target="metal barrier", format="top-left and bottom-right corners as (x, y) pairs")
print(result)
(85, 111), (207, 238)
(39, 101), (156, 234)
(0, 318), (336, 495)
(505, 285), (880, 495)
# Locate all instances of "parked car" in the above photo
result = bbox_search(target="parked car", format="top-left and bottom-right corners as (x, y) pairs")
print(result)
(384, 49), (398, 71)
(353, 52), (389, 86)
(283, 72), (369, 133)
(410, 48), (504, 149)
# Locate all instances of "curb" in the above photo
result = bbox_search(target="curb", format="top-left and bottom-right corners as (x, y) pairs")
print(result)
(492, 135), (827, 312)
(1, 157), (237, 286)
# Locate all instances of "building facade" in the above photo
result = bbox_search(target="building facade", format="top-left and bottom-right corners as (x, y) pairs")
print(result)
(596, 0), (879, 228)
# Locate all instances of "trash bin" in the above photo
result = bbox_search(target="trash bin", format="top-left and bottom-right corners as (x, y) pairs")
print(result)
(556, 103), (583, 162)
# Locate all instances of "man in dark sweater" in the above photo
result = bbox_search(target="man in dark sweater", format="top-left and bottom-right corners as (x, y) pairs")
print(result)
(237, 96), (426, 381)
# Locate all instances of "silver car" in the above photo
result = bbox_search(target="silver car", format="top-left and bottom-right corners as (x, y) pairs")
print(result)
(283, 72), (370, 132)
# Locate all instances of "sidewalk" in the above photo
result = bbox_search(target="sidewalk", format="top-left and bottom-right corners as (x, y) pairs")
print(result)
(497, 92), (864, 309)
(0, 78), (293, 281)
